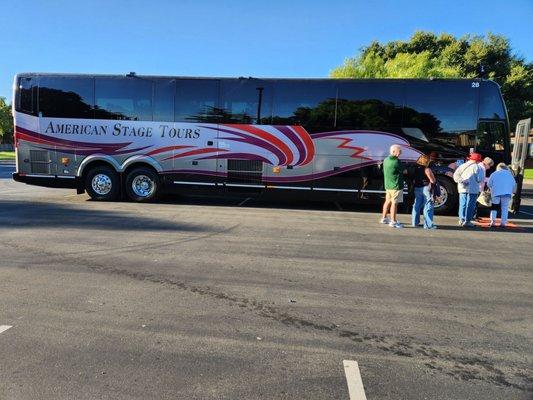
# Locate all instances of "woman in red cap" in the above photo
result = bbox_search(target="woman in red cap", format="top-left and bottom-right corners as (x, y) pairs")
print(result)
(453, 153), (485, 227)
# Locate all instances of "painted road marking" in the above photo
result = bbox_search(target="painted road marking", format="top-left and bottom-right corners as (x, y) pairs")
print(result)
(0, 325), (13, 334)
(343, 360), (367, 400)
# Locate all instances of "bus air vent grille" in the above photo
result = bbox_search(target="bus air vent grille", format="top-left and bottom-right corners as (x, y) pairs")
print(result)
(227, 160), (263, 184)
(30, 150), (51, 174)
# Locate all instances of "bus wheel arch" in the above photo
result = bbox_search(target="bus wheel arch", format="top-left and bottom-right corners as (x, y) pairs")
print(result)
(123, 163), (160, 202)
(83, 161), (121, 201)
(433, 175), (458, 215)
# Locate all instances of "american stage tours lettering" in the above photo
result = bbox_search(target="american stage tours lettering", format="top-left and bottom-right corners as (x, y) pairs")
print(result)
(44, 122), (201, 139)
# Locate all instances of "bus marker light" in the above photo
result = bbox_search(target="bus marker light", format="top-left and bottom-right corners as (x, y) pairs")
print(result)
(61, 157), (70, 165)
(272, 166), (281, 173)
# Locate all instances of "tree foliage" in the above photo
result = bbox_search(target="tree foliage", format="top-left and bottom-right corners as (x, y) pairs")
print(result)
(0, 97), (14, 144)
(331, 32), (533, 129)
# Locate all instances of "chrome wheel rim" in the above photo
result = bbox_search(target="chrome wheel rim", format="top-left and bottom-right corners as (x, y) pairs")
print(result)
(434, 185), (448, 209)
(132, 175), (154, 198)
(91, 174), (112, 195)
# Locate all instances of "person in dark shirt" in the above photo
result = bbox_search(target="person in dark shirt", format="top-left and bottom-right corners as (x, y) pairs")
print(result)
(411, 154), (437, 229)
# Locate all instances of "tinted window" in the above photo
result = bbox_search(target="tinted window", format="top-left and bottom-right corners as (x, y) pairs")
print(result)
(95, 77), (153, 121)
(272, 81), (336, 133)
(220, 79), (272, 124)
(175, 79), (219, 123)
(479, 81), (506, 120)
(477, 121), (506, 152)
(403, 81), (478, 146)
(17, 76), (37, 115)
(39, 76), (94, 118)
(336, 81), (403, 130)
(154, 78), (175, 122)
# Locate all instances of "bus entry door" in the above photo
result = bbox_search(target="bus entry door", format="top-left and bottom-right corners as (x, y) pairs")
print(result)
(510, 118), (531, 213)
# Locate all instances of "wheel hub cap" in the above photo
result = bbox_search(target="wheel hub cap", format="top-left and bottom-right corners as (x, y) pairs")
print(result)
(132, 175), (154, 198)
(434, 185), (448, 209)
(91, 174), (112, 195)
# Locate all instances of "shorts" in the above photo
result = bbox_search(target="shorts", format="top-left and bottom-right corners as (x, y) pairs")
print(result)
(386, 189), (403, 204)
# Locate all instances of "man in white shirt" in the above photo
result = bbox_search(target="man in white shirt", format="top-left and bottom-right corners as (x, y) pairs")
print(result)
(453, 153), (485, 227)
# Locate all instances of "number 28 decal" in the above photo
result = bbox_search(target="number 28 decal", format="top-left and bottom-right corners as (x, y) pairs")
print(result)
(472, 82), (480, 88)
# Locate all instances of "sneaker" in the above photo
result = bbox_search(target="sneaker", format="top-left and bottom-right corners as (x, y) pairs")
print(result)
(424, 225), (438, 230)
(458, 219), (465, 226)
(462, 221), (475, 228)
(500, 223), (506, 228)
(380, 217), (390, 224)
(389, 221), (404, 228)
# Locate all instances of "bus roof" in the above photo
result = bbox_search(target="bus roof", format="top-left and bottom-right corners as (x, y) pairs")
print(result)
(14, 72), (493, 84)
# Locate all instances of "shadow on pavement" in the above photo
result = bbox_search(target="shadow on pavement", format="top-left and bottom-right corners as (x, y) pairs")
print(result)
(0, 200), (210, 232)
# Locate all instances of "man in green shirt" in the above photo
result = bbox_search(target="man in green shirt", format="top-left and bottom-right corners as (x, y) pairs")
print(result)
(381, 144), (404, 228)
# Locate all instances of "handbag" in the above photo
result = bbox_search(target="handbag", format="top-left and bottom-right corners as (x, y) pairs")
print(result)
(477, 190), (492, 207)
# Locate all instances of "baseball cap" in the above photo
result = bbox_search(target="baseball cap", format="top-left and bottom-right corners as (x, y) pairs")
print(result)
(469, 153), (482, 162)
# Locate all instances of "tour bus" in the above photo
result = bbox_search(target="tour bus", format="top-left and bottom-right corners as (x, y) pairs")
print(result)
(12, 73), (519, 213)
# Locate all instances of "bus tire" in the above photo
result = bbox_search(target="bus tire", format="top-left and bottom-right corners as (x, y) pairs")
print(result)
(125, 167), (159, 202)
(433, 176), (457, 215)
(85, 165), (120, 201)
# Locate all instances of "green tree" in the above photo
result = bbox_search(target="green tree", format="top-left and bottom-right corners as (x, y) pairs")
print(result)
(331, 32), (533, 129)
(0, 97), (14, 144)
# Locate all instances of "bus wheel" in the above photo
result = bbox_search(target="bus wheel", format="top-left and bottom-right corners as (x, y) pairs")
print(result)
(85, 165), (120, 201)
(433, 176), (457, 215)
(125, 167), (159, 202)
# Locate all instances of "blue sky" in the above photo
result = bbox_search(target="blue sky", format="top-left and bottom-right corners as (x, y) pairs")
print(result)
(1, 0), (532, 101)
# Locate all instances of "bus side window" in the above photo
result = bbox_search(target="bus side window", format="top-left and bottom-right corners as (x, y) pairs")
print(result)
(95, 77), (153, 121)
(336, 81), (403, 131)
(154, 78), (175, 123)
(403, 81), (477, 147)
(271, 80), (336, 133)
(17, 77), (37, 115)
(39, 76), (95, 119)
(175, 79), (220, 123)
(219, 79), (272, 125)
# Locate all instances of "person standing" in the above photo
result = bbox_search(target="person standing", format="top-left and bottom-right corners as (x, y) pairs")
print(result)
(487, 163), (517, 228)
(411, 155), (437, 229)
(478, 157), (494, 192)
(453, 153), (484, 227)
(380, 144), (404, 228)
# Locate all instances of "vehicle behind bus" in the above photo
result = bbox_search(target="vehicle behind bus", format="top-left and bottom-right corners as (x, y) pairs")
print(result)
(12, 73), (516, 213)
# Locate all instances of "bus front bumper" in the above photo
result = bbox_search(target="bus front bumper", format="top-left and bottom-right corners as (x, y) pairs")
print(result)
(12, 172), (79, 189)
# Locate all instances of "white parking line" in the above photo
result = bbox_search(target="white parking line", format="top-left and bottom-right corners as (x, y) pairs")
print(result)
(343, 360), (367, 400)
(0, 325), (13, 334)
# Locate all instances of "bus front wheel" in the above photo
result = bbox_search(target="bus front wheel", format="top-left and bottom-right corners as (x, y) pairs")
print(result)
(125, 167), (159, 202)
(433, 176), (457, 215)
(85, 165), (120, 201)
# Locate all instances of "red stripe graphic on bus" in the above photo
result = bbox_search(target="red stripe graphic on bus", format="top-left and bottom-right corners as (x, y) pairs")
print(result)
(326, 137), (373, 160)
(225, 124), (295, 166)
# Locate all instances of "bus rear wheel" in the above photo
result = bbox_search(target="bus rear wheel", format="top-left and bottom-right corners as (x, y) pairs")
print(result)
(85, 165), (120, 201)
(125, 167), (159, 202)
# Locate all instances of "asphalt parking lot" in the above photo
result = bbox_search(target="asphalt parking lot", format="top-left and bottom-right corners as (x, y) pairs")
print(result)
(1, 162), (532, 400)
